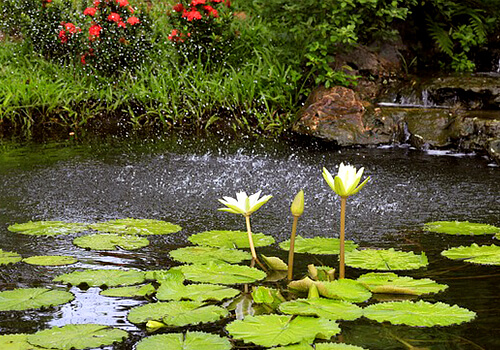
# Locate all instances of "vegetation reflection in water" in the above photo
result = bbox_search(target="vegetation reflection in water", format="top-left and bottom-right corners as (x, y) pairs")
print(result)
(1, 158), (498, 349)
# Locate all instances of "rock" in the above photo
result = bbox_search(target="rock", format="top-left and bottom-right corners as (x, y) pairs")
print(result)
(488, 139), (500, 164)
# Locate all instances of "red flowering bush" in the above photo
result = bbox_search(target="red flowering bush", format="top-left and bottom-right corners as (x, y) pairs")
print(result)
(166, 0), (236, 64)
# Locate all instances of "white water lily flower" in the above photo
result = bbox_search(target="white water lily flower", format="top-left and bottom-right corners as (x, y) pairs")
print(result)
(323, 163), (370, 197)
(218, 191), (273, 216)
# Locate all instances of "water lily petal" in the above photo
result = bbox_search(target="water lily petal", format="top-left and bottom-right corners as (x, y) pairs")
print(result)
(349, 176), (370, 196)
(334, 176), (347, 197)
(322, 168), (335, 190)
(249, 195), (273, 213)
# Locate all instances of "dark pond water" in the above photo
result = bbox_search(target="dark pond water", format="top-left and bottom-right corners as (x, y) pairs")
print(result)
(0, 133), (499, 349)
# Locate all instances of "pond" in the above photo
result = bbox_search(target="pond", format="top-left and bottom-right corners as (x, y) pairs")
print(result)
(0, 133), (499, 349)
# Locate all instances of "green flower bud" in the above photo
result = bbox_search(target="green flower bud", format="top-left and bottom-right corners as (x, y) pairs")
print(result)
(290, 190), (304, 217)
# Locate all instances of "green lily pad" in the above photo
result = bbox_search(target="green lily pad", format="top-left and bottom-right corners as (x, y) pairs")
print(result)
(308, 265), (336, 281)
(100, 284), (156, 298)
(356, 272), (448, 295)
(261, 255), (288, 271)
(279, 298), (363, 321)
(188, 230), (275, 248)
(54, 269), (145, 287)
(345, 248), (428, 270)
(424, 221), (500, 235)
(274, 343), (367, 350)
(22, 255), (77, 266)
(252, 286), (285, 307)
(279, 236), (358, 255)
(175, 262), (267, 285)
(8, 221), (88, 236)
(0, 249), (22, 265)
(27, 324), (128, 350)
(226, 315), (340, 347)
(73, 234), (149, 251)
(315, 279), (372, 303)
(127, 301), (228, 326)
(90, 218), (181, 235)
(136, 332), (232, 350)
(157, 280), (240, 302)
(0, 288), (74, 311)
(145, 269), (185, 283)
(0, 333), (46, 350)
(441, 243), (500, 265)
(169, 246), (251, 264)
(363, 300), (476, 326)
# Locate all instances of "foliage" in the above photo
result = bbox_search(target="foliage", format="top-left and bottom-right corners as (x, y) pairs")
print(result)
(26, 324), (128, 350)
(424, 221), (500, 235)
(156, 280), (240, 302)
(188, 229), (275, 248)
(363, 300), (476, 326)
(0, 288), (74, 311)
(314, 279), (372, 303)
(54, 268), (146, 287)
(279, 235), (358, 255)
(441, 243), (500, 265)
(90, 218), (182, 235)
(8, 220), (88, 235)
(136, 332), (231, 350)
(0, 249), (22, 265)
(279, 298), (363, 321)
(100, 283), (156, 297)
(356, 272), (448, 295)
(73, 233), (150, 250)
(169, 246), (251, 264)
(226, 314), (340, 347)
(345, 248), (429, 270)
(23, 255), (77, 266)
(175, 261), (267, 284)
(0, 333), (46, 350)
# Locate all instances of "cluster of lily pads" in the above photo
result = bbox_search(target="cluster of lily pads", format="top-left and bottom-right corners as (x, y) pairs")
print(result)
(0, 163), (499, 349)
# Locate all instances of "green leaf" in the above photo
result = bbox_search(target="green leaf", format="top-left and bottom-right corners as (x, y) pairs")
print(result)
(127, 301), (228, 326)
(54, 269), (145, 287)
(0, 249), (22, 265)
(22, 255), (77, 266)
(90, 218), (181, 235)
(145, 269), (185, 283)
(441, 243), (500, 265)
(363, 300), (476, 326)
(226, 315), (340, 347)
(8, 221), (88, 236)
(169, 246), (251, 264)
(73, 234), (149, 251)
(188, 230), (275, 248)
(279, 298), (363, 321)
(315, 279), (372, 303)
(176, 262), (267, 285)
(100, 284), (156, 298)
(156, 281), (240, 302)
(424, 221), (500, 235)
(308, 265), (335, 281)
(357, 272), (448, 295)
(0, 333), (46, 350)
(27, 324), (128, 350)
(136, 332), (232, 350)
(261, 255), (288, 271)
(251, 286), (284, 309)
(279, 236), (358, 254)
(345, 248), (428, 270)
(0, 288), (74, 311)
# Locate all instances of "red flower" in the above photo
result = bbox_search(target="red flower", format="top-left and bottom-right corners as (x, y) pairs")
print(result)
(107, 12), (121, 22)
(117, 21), (126, 28)
(191, 0), (205, 5)
(182, 9), (202, 21)
(89, 24), (102, 37)
(83, 7), (96, 16)
(81, 54), (86, 65)
(224, 0), (230, 7)
(93, 0), (100, 7)
(127, 16), (140, 25)
(64, 22), (78, 34)
(116, 0), (129, 7)
(58, 29), (68, 43)
(203, 5), (218, 17)
(173, 3), (184, 12)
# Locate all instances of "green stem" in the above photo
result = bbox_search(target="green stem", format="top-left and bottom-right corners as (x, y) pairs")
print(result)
(287, 215), (299, 280)
(245, 215), (266, 271)
(339, 196), (347, 279)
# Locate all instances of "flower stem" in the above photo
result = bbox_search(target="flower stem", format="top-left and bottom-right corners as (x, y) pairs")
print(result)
(287, 215), (299, 280)
(245, 215), (266, 271)
(339, 196), (347, 279)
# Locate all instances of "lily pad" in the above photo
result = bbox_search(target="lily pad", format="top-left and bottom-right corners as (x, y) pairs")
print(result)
(8, 221), (88, 236)
(100, 284), (156, 298)
(0, 333), (46, 350)
(169, 246), (251, 264)
(157, 280), (240, 302)
(90, 218), (181, 235)
(357, 272), (448, 295)
(23, 255), (77, 266)
(315, 279), (372, 303)
(136, 332), (232, 350)
(27, 324), (128, 350)
(73, 234), (149, 251)
(0, 288), (74, 311)
(279, 298), (363, 321)
(424, 221), (500, 235)
(176, 262), (267, 285)
(345, 248), (428, 270)
(261, 255), (288, 271)
(279, 235), (358, 255)
(226, 314), (340, 347)
(274, 343), (367, 350)
(188, 230), (275, 248)
(127, 301), (228, 326)
(54, 269), (145, 287)
(0, 249), (22, 265)
(145, 269), (185, 283)
(363, 300), (476, 326)
(441, 243), (500, 265)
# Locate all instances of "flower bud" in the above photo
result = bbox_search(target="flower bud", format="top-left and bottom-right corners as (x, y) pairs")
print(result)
(290, 190), (304, 217)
